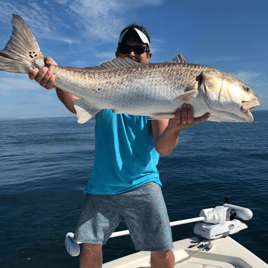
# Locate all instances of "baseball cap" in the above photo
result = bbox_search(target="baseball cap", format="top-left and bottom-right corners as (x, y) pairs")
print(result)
(118, 27), (150, 46)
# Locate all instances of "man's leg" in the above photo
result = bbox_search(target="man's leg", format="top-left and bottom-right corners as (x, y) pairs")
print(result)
(151, 250), (175, 268)
(80, 243), (103, 268)
(74, 194), (122, 268)
(122, 183), (174, 256)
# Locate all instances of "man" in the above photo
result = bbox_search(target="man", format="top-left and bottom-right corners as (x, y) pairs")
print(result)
(29, 24), (209, 268)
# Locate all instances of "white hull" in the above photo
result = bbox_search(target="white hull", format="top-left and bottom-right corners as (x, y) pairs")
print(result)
(103, 236), (267, 268)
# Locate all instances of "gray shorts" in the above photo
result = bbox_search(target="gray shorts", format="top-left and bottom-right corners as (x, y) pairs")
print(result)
(74, 182), (173, 251)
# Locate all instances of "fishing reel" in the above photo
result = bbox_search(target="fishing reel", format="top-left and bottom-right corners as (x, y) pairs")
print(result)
(193, 203), (253, 240)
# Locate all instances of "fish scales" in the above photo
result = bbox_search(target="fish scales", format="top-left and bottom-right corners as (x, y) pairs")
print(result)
(52, 63), (204, 96)
(51, 63), (204, 114)
(0, 14), (260, 123)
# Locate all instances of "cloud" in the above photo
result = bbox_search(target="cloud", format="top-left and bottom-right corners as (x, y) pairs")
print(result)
(212, 56), (241, 62)
(0, 2), (52, 37)
(67, 0), (132, 41)
(96, 52), (115, 60)
(71, 60), (88, 67)
(16, 101), (33, 105)
(70, 52), (115, 66)
(0, 2), (76, 45)
(233, 71), (262, 84)
(57, 38), (79, 45)
(0, 90), (10, 96)
(0, 0), (164, 44)
(258, 93), (268, 110)
(33, 93), (54, 102)
(201, 56), (241, 63)
(0, 74), (41, 95)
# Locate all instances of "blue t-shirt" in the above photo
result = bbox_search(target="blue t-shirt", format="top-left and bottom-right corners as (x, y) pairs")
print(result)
(84, 110), (161, 195)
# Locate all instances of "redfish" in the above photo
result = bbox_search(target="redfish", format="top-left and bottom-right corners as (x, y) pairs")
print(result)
(0, 14), (260, 123)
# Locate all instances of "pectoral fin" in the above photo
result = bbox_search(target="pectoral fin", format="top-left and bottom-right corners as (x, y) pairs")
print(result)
(74, 99), (101, 124)
(172, 89), (198, 103)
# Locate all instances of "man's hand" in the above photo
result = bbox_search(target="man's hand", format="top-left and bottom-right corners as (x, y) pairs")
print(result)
(168, 103), (210, 131)
(28, 57), (57, 89)
(152, 103), (210, 157)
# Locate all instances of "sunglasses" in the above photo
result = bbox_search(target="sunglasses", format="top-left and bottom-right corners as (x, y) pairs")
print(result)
(117, 45), (149, 55)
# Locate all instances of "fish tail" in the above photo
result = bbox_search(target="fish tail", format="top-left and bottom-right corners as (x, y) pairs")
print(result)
(0, 14), (45, 73)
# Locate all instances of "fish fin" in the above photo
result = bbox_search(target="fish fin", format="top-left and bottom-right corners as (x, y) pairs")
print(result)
(111, 109), (121, 114)
(149, 113), (175, 120)
(74, 99), (101, 124)
(172, 89), (198, 103)
(0, 14), (45, 73)
(171, 54), (187, 63)
(98, 57), (140, 70)
(65, 58), (140, 72)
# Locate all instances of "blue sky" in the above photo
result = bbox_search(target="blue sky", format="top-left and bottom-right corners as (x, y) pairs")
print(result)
(0, 0), (267, 118)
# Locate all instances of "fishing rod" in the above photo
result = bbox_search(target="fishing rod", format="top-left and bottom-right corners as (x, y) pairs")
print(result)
(65, 203), (253, 257)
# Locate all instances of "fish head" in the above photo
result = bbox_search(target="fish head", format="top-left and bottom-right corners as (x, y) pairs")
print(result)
(201, 70), (260, 122)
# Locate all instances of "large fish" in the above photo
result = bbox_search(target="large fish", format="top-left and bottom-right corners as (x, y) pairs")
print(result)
(0, 14), (260, 123)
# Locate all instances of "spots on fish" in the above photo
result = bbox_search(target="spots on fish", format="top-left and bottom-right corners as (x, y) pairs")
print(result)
(29, 51), (38, 58)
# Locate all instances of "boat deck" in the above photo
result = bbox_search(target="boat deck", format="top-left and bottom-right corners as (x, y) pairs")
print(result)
(103, 236), (268, 268)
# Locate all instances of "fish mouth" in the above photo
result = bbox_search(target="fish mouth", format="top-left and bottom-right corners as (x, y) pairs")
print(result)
(241, 99), (260, 112)
(239, 99), (260, 122)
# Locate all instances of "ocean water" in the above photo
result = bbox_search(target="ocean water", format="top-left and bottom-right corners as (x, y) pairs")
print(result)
(0, 110), (267, 267)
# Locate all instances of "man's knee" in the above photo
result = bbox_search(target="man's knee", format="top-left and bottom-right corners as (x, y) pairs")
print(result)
(80, 243), (103, 268)
(151, 249), (173, 257)
(82, 243), (102, 254)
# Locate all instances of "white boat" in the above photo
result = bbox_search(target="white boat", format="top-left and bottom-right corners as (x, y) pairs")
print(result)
(103, 236), (267, 268)
(65, 203), (268, 268)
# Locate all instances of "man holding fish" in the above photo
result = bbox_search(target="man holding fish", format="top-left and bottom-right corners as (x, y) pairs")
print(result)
(29, 24), (209, 268)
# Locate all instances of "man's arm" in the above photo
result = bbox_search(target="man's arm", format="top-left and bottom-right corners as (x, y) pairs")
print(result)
(151, 104), (210, 157)
(55, 88), (78, 114)
(28, 57), (78, 114)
